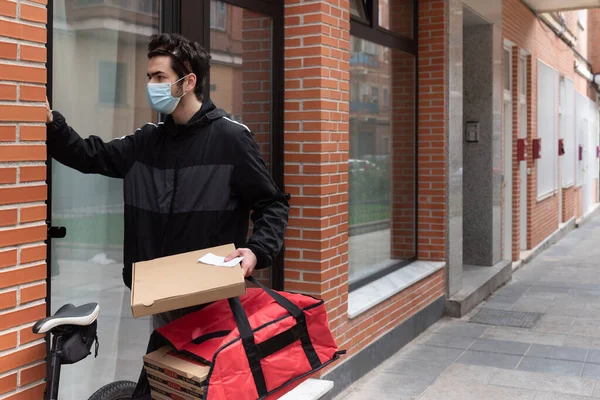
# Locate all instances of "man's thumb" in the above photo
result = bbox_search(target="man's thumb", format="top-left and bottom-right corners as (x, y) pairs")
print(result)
(224, 250), (240, 262)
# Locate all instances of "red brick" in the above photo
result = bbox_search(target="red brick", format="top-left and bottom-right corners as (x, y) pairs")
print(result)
(0, 125), (16, 141)
(20, 283), (46, 304)
(20, 245), (46, 264)
(0, 185), (47, 205)
(20, 327), (44, 345)
(0, 304), (46, 331)
(0, 226), (46, 248)
(20, 166), (46, 182)
(20, 45), (46, 63)
(3, 382), (45, 400)
(0, 105), (46, 122)
(0, 331), (17, 352)
(0, 83), (16, 101)
(0, 208), (17, 227)
(19, 85), (46, 102)
(0, 249), (17, 269)
(0, 64), (45, 84)
(0, 0), (16, 18)
(0, 290), (16, 311)
(0, 20), (46, 43)
(0, 374), (17, 396)
(0, 41), (17, 60)
(20, 3), (47, 23)
(20, 363), (45, 386)
(20, 205), (46, 223)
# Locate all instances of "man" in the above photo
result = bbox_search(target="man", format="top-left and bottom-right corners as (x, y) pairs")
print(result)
(46, 33), (289, 329)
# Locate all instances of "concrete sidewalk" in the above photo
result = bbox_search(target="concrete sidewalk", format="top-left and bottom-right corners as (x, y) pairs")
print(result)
(335, 215), (600, 400)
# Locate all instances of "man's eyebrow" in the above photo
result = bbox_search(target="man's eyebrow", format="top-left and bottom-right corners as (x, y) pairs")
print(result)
(147, 71), (164, 78)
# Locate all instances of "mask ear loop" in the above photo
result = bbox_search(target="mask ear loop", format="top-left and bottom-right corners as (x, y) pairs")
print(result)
(172, 73), (192, 99)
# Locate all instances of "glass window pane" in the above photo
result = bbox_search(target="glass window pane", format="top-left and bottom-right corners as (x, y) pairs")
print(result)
(51, 0), (159, 398)
(350, 0), (367, 20)
(210, 1), (273, 286)
(379, 0), (414, 39)
(349, 36), (416, 284)
(211, 0), (227, 30)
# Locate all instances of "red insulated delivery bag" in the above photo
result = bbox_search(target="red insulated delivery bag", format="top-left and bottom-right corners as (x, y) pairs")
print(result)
(154, 276), (345, 400)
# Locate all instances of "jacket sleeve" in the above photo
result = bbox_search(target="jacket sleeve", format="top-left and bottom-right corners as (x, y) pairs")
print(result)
(47, 110), (138, 179)
(231, 129), (290, 269)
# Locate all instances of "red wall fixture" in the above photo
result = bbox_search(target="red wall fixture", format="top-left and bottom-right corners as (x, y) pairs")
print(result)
(558, 139), (565, 156)
(579, 145), (583, 161)
(532, 138), (542, 160)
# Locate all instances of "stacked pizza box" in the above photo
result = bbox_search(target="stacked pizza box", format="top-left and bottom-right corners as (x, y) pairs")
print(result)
(144, 345), (210, 400)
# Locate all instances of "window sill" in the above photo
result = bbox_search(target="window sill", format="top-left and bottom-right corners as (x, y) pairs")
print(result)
(536, 190), (558, 203)
(347, 260), (446, 319)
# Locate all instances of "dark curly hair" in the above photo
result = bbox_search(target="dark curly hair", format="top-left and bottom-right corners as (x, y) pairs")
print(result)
(147, 33), (211, 101)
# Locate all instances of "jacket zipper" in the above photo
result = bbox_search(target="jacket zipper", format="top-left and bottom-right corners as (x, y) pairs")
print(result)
(160, 143), (181, 256)
(169, 157), (180, 218)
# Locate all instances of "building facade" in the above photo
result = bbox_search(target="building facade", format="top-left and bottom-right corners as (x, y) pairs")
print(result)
(0, 0), (599, 399)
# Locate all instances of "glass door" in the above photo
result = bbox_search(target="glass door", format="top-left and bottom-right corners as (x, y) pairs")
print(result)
(48, 1), (283, 396)
(208, 0), (275, 287)
(49, 0), (160, 397)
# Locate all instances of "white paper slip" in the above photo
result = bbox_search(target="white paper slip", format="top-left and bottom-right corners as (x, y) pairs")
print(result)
(198, 253), (244, 268)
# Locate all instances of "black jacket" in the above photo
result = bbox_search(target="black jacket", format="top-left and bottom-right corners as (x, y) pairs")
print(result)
(48, 100), (289, 288)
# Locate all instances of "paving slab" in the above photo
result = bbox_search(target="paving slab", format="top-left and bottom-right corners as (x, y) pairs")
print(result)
(525, 344), (589, 362)
(516, 357), (583, 377)
(457, 350), (522, 369)
(419, 381), (537, 400)
(417, 332), (476, 350)
(468, 338), (531, 356)
(489, 369), (596, 396)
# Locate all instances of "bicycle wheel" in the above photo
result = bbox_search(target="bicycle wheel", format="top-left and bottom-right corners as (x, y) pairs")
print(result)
(87, 380), (137, 400)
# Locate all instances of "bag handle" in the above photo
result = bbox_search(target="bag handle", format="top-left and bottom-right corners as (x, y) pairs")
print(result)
(245, 276), (304, 321)
(228, 297), (268, 397)
(241, 277), (323, 368)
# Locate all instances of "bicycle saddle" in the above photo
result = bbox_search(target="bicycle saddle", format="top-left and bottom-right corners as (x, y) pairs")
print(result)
(32, 303), (100, 334)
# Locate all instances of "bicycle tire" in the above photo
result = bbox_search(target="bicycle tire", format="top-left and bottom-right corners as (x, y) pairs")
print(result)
(87, 380), (137, 400)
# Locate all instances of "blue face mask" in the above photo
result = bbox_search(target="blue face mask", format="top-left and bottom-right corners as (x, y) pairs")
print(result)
(146, 75), (189, 114)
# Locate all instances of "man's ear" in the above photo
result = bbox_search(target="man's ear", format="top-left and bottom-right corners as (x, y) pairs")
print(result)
(186, 73), (197, 93)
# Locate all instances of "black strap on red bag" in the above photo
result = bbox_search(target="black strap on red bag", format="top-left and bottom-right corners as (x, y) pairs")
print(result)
(228, 276), (322, 398)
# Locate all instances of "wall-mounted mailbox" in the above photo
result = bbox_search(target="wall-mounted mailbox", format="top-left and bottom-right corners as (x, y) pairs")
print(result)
(558, 139), (565, 156)
(532, 138), (542, 160)
(517, 138), (527, 161)
(579, 145), (583, 161)
(465, 121), (479, 142)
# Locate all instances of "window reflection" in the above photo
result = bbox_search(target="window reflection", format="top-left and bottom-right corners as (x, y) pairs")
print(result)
(210, 1), (273, 285)
(349, 36), (416, 284)
(378, 0), (413, 38)
(51, 0), (159, 398)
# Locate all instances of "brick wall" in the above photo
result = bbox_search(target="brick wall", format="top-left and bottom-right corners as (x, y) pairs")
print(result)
(562, 186), (576, 222)
(390, 48), (416, 260)
(0, 0), (48, 398)
(283, 0), (351, 338)
(388, 0), (413, 39)
(282, 0), (446, 367)
(510, 46), (521, 261)
(588, 11), (600, 74)
(417, 0), (447, 261)
(576, 186), (583, 218)
(503, 0), (589, 252)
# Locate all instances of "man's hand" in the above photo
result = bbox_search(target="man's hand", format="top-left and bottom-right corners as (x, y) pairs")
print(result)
(45, 97), (53, 124)
(224, 248), (257, 277)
